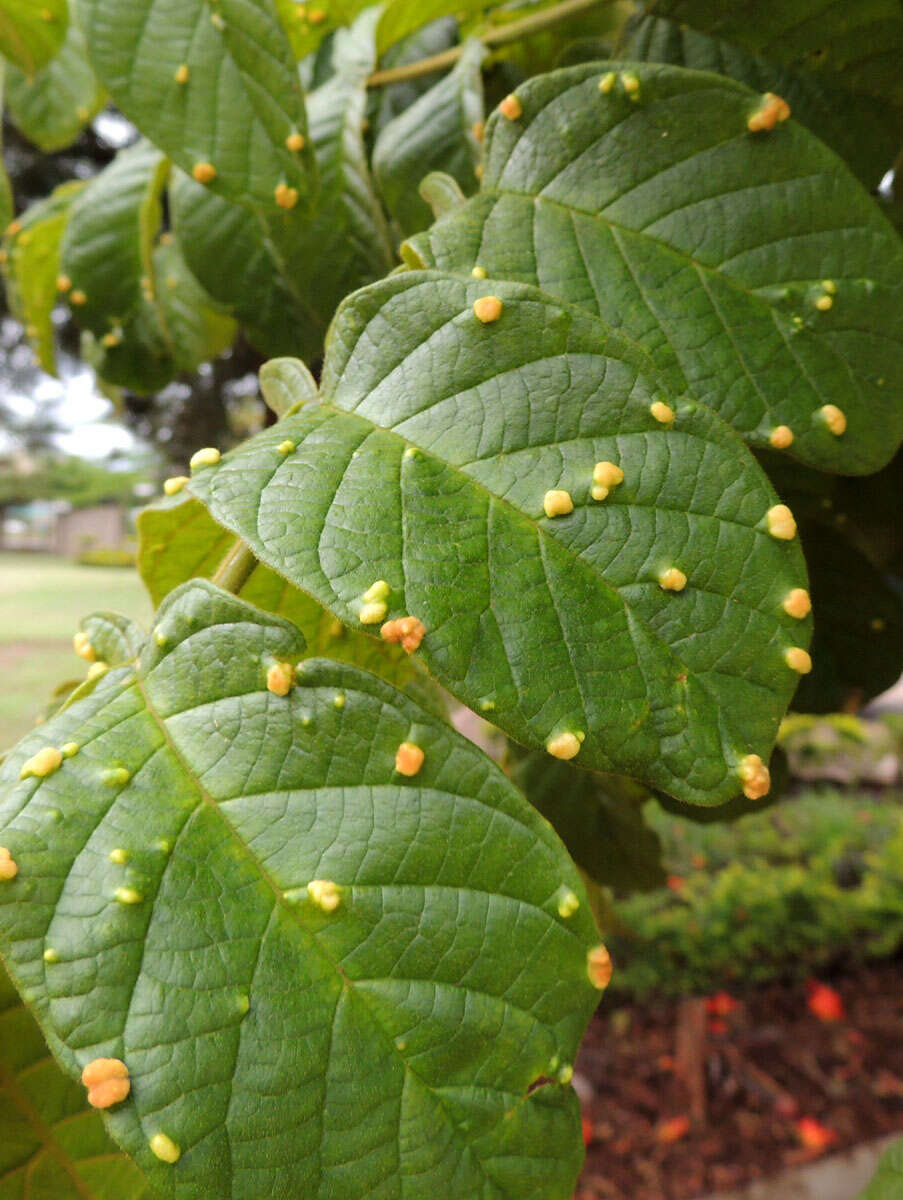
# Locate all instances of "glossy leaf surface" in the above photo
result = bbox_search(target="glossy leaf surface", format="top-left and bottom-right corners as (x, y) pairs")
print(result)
(0, 0), (67, 74)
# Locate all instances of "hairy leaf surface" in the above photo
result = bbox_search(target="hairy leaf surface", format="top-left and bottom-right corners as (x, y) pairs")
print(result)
(0, 0), (67, 74)
(406, 63), (903, 473)
(0, 580), (599, 1199)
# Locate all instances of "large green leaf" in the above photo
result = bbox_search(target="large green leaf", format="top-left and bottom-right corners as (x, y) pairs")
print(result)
(77, 0), (315, 211)
(859, 1140), (903, 1200)
(6, 14), (105, 152)
(623, 14), (903, 190)
(0, 579), (600, 1199)
(0, 65), (13, 234)
(405, 63), (903, 474)
(373, 37), (485, 236)
(369, 16), (460, 141)
(189, 269), (812, 806)
(1, 182), (83, 374)
(0, 0), (67, 75)
(152, 240), (238, 372)
(0, 963), (154, 1198)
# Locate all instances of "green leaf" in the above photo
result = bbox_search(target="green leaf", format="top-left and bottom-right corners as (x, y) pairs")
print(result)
(78, 0), (315, 211)
(189, 269), (812, 806)
(0, 963), (154, 1198)
(373, 38), (486, 236)
(859, 1140), (903, 1199)
(369, 16), (460, 140)
(6, 15), (105, 152)
(0, 0), (67, 75)
(509, 751), (665, 894)
(1, 182), (83, 374)
(259, 356), (319, 417)
(405, 63), (903, 474)
(623, 14), (903, 191)
(153, 240), (238, 372)
(378, 0), (502, 54)
(77, 612), (145, 667)
(0, 67), (13, 234)
(0, 579), (600, 1199)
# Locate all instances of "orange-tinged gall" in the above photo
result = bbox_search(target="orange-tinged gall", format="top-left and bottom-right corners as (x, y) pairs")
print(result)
(20, 746), (63, 780)
(738, 753), (770, 800)
(102, 331), (121, 348)
(783, 588), (811, 619)
(474, 295), (503, 323)
(547, 731), (581, 761)
(650, 400), (674, 425)
(175, 63), (190, 84)
(766, 504), (797, 541)
(747, 92), (791, 133)
(818, 404), (847, 436)
(308, 7), (326, 23)
(57, 274), (72, 293)
(149, 1133), (181, 1163)
(381, 616), (426, 653)
(192, 162), (217, 185)
(499, 93), (523, 121)
(73, 630), (96, 662)
(543, 489), (573, 518)
(785, 646), (812, 674)
(6, 220), (21, 236)
(359, 600), (387, 625)
(163, 475), (189, 496)
(474, 163), (483, 180)
(659, 567), (687, 592)
(189, 446), (220, 469)
(587, 945), (613, 990)
(593, 461), (624, 489)
(275, 183), (299, 210)
(307, 879), (342, 912)
(70, 290), (87, 306)
(286, 132), (306, 152)
(815, 293), (833, 311)
(395, 741), (425, 776)
(81, 1058), (130, 1109)
(267, 662), (294, 696)
(472, 120), (485, 143)
(0, 847), (18, 882)
(598, 71), (615, 94)
(769, 425), (794, 449)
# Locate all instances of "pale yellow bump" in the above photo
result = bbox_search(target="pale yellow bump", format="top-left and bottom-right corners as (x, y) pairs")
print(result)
(738, 753), (770, 800)
(20, 747), (63, 780)
(782, 588), (811, 619)
(87, 661), (108, 680)
(769, 425), (794, 449)
(275, 183), (299, 210)
(591, 485), (609, 501)
(70, 289), (87, 306)
(766, 504), (797, 541)
(593, 461), (624, 490)
(56, 274), (72, 293)
(620, 71), (640, 98)
(822, 279), (837, 295)
(358, 597), (386, 624)
(307, 879), (342, 912)
(363, 580), (390, 603)
(784, 646), (812, 674)
(403, 446), (417, 459)
(471, 120), (485, 143)
(557, 888), (580, 918)
(286, 132), (306, 152)
(153, 626), (167, 647)
(307, 6), (326, 22)
(236, 993), (250, 1015)
(192, 162), (217, 184)
(267, 662), (295, 696)
(77, 105), (90, 122)
(61, 741), (79, 758)
(103, 767), (131, 787)
(818, 404), (846, 436)
(175, 63), (189, 84)
(499, 93), (523, 121)
(189, 446), (220, 469)
(210, 10), (225, 28)
(473, 295), (503, 323)
(543, 489), (573, 518)
(109, 848), (130, 866)
(277, 439), (295, 455)
(114, 886), (143, 905)
(872, 617), (886, 632)
(658, 567), (687, 592)
(149, 1133), (181, 1163)
(333, 693), (346, 709)
(650, 400), (674, 425)
(471, 265), (487, 279)
(43, 948), (59, 963)
(0, 848), (18, 882)
(395, 741), (425, 777)
(102, 331), (121, 348)
(474, 163), (483, 180)
(547, 732), (580, 761)
(587, 944), (613, 990)
(599, 71), (616, 94)
(163, 475), (189, 496)
(480, 699), (496, 712)
(815, 293), (833, 311)
(73, 630), (96, 662)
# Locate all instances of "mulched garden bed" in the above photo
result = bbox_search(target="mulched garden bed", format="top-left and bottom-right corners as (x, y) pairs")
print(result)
(576, 957), (903, 1199)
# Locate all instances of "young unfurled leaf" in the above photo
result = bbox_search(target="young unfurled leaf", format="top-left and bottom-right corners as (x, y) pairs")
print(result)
(0, 580), (600, 1199)
(0, 0), (67, 75)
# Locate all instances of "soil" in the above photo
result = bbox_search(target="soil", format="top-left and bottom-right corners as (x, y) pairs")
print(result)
(576, 958), (903, 1199)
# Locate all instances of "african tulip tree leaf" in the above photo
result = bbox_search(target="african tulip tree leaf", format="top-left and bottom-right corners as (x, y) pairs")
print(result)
(0, 0), (67, 75)
(858, 1139), (903, 1200)
(0, 964), (154, 1199)
(373, 38), (486, 236)
(189, 270), (812, 807)
(6, 16), (105, 153)
(0, 579), (600, 1199)
(405, 63), (903, 474)
(78, 0), (315, 211)
(623, 15), (903, 190)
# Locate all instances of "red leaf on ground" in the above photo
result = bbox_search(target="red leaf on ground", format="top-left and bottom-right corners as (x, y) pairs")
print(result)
(705, 991), (741, 1017)
(795, 1117), (839, 1152)
(806, 980), (845, 1022)
(657, 1115), (692, 1144)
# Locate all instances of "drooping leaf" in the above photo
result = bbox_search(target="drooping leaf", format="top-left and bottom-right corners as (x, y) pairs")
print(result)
(1, 181), (83, 374)
(373, 37), (485, 236)
(153, 240), (238, 372)
(189, 269), (812, 806)
(6, 15), (105, 152)
(623, 15), (903, 191)
(0, 579), (600, 1199)
(77, 0), (315, 210)
(858, 1139), (903, 1200)
(368, 16), (460, 140)
(509, 750), (665, 894)
(0, 963), (154, 1198)
(77, 612), (145, 666)
(0, 0), (67, 75)
(405, 63), (903, 474)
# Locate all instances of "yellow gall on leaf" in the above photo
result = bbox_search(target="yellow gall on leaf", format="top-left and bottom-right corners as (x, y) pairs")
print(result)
(149, 1133), (181, 1164)
(363, 579), (390, 603)
(359, 600), (387, 625)
(543, 489), (574, 518)
(381, 616), (426, 654)
(783, 588), (811, 619)
(769, 425), (794, 449)
(557, 888), (580, 918)
(333, 693), (345, 709)
(102, 331), (121, 348)
(815, 293), (833, 311)
(267, 661), (295, 696)
(395, 741), (425, 777)
(785, 646), (813, 674)
(189, 446), (221, 469)
(598, 71), (616, 94)
(308, 879), (342, 912)
(747, 92), (791, 133)
(649, 400), (675, 425)
(0, 847), (18, 882)
(766, 504), (797, 541)
(473, 295), (503, 323)
(81, 1058), (131, 1109)
(471, 265), (486, 279)
(6, 220), (21, 236)
(73, 630), (96, 662)
(61, 741), (79, 758)
(43, 948), (59, 963)
(587, 944), (613, 990)
(175, 64), (189, 84)
(275, 183), (299, 210)
(822, 279), (837, 295)
(86, 661), (108, 680)
(114, 886), (143, 905)
(474, 163), (483, 180)
(738, 753), (770, 800)
(658, 567), (687, 592)
(558, 1063), (574, 1084)
(620, 71), (640, 98)
(56, 274), (72, 293)
(277, 440), (295, 455)
(286, 132), (306, 152)
(103, 767), (131, 787)
(308, 7), (326, 23)
(591, 485), (609, 501)
(163, 475), (189, 496)
(499, 93), (523, 120)
(70, 289), (87, 306)
(20, 746), (63, 780)
(593, 461), (624, 489)
(818, 404), (847, 436)
(109, 848), (129, 865)
(471, 120), (485, 143)
(192, 162), (217, 185)
(547, 731), (581, 761)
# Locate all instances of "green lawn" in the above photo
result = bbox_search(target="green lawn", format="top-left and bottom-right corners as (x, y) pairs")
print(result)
(0, 553), (151, 748)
